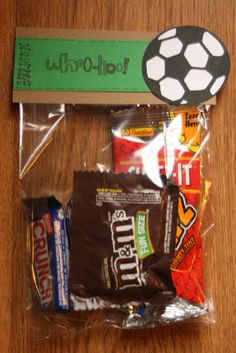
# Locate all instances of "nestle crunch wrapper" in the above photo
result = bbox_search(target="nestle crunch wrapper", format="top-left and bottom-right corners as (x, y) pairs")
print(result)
(111, 107), (206, 304)
(26, 196), (70, 312)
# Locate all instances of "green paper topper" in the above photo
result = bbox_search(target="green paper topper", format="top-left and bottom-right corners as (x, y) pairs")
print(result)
(13, 38), (150, 92)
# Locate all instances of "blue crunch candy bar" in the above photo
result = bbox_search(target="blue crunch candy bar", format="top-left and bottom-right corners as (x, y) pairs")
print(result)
(27, 196), (69, 312)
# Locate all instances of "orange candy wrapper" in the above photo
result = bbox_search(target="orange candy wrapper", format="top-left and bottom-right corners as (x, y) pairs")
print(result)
(112, 107), (209, 304)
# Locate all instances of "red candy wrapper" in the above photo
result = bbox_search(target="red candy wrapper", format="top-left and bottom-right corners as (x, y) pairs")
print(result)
(111, 106), (208, 304)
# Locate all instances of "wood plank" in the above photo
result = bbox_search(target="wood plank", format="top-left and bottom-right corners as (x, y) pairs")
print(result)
(0, 1), (16, 352)
(0, 0), (235, 352)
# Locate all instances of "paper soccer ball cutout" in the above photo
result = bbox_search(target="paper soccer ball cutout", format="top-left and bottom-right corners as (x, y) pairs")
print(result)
(142, 26), (230, 105)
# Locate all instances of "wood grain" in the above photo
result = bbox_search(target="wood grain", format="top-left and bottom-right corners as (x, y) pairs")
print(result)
(0, 0), (236, 352)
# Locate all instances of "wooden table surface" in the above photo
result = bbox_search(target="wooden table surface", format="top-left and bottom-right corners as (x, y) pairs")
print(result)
(0, 0), (236, 352)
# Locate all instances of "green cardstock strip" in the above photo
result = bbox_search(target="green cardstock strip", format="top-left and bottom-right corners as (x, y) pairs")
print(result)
(13, 37), (151, 92)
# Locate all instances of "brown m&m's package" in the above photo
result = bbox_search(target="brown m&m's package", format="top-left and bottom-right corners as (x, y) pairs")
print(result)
(70, 171), (179, 311)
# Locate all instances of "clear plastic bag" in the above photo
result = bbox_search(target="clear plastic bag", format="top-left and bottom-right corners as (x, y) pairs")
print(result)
(19, 103), (215, 337)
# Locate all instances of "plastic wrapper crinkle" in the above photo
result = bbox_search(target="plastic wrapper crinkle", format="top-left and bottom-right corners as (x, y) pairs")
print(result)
(20, 103), (214, 336)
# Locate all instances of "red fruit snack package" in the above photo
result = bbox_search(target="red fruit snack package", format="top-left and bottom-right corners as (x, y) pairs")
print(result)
(111, 106), (210, 304)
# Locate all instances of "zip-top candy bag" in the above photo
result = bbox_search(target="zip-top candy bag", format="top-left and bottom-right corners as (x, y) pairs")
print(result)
(111, 106), (210, 307)
(13, 24), (232, 336)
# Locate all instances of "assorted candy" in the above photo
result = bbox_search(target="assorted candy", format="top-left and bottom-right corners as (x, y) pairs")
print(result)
(26, 106), (209, 325)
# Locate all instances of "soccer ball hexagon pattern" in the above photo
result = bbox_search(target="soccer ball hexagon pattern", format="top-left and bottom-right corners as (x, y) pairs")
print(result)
(160, 78), (185, 100)
(160, 38), (183, 58)
(142, 25), (230, 105)
(184, 43), (209, 68)
(184, 69), (213, 91)
(146, 56), (165, 81)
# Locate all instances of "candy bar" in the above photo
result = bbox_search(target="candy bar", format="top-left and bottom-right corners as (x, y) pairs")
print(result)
(70, 171), (179, 310)
(26, 197), (69, 312)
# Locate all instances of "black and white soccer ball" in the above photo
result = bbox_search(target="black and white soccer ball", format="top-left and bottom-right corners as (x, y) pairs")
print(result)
(142, 26), (230, 105)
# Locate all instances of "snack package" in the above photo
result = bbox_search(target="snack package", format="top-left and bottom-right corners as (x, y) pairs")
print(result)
(25, 196), (69, 312)
(70, 171), (179, 310)
(18, 103), (213, 334)
(14, 24), (227, 334)
(111, 106), (210, 306)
